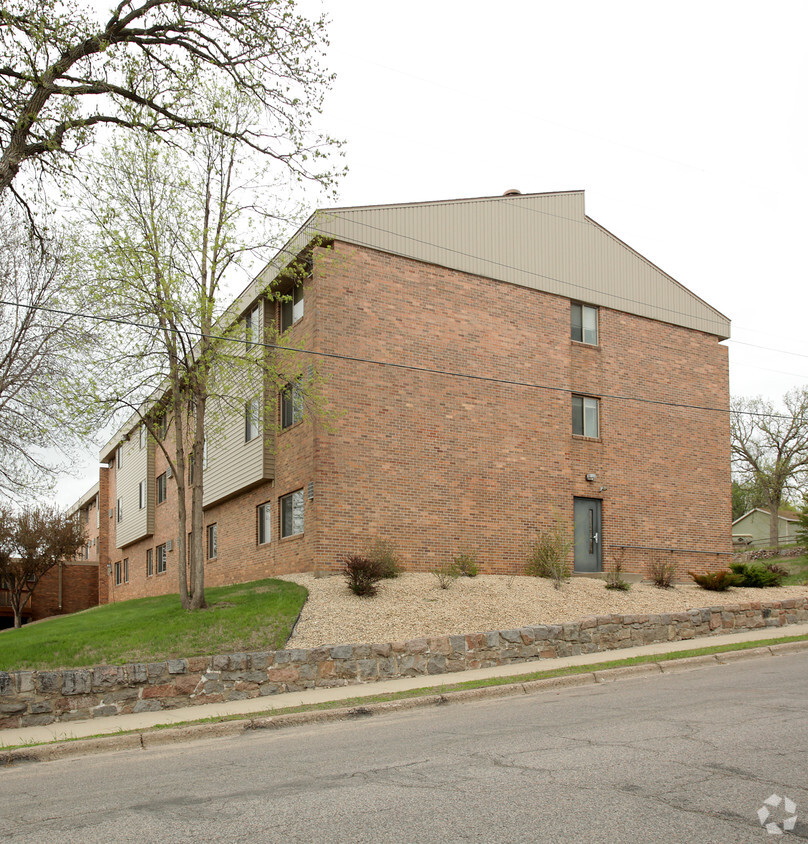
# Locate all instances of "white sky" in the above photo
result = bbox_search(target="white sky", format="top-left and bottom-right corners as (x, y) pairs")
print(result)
(55, 0), (808, 506)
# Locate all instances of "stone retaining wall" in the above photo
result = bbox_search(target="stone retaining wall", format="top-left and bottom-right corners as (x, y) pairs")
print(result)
(2, 598), (807, 730)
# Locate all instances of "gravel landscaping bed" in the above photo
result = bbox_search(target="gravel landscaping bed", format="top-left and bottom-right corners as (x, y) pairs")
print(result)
(278, 573), (808, 648)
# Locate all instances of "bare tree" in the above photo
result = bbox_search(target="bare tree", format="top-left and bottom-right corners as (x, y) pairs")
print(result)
(0, 0), (340, 213)
(731, 388), (808, 548)
(0, 503), (85, 628)
(0, 202), (97, 500)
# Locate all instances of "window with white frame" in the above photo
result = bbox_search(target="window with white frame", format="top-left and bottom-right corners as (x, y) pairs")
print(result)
(123, 558), (129, 583)
(116, 497), (123, 523)
(116, 445), (123, 469)
(281, 382), (303, 429)
(572, 395), (600, 438)
(245, 397), (260, 442)
(207, 523), (218, 559)
(280, 490), (304, 538)
(257, 502), (271, 545)
(280, 285), (304, 332)
(138, 479), (146, 510)
(156, 543), (167, 574)
(571, 303), (598, 345)
(139, 425), (146, 449)
(146, 548), (153, 577)
(245, 303), (261, 350)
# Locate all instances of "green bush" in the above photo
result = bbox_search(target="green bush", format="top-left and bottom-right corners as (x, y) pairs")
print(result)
(525, 523), (572, 589)
(343, 555), (384, 597)
(729, 561), (785, 588)
(368, 538), (402, 579)
(431, 561), (460, 589)
(453, 552), (479, 577)
(689, 569), (742, 591)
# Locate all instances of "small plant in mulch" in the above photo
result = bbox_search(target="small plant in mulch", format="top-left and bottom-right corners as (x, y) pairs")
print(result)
(605, 561), (631, 592)
(431, 561), (460, 589)
(343, 555), (384, 597)
(368, 538), (402, 579)
(648, 555), (677, 588)
(453, 551), (479, 577)
(525, 522), (572, 589)
(729, 561), (786, 588)
(689, 569), (743, 591)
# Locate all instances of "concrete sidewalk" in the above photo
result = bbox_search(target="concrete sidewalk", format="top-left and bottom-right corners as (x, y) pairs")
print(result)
(2, 623), (807, 751)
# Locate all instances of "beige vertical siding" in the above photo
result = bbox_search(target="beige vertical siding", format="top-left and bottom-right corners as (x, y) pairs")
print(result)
(114, 425), (154, 548)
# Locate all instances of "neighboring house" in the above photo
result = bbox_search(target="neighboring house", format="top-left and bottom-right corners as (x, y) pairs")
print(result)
(74, 189), (732, 600)
(732, 508), (800, 548)
(0, 485), (100, 627)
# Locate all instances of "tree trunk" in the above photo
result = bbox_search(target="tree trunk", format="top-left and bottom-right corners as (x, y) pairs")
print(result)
(769, 497), (781, 549)
(190, 384), (207, 610)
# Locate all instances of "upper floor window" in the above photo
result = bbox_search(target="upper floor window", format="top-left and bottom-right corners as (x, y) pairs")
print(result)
(280, 286), (304, 332)
(156, 472), (167, 504)
(139, 425), (146, 449)
(138, 479), (146, 510)
(116, 445), (123, 469)
(572, 395), (600, 439)
(245, 397), (260, 442)
(245, 303), (261, 350)
(281, 382), (303, 429)
(571, 303), (598, 345)
(116, 497), (123, 523)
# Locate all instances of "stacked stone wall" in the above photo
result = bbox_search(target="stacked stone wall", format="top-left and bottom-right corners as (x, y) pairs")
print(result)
(3, 598), (805, 730)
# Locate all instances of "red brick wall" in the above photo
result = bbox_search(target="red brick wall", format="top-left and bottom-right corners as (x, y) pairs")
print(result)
(310, 242), (731, 578)
(102, 239), (731, 594)
(30, 562), (99, 621)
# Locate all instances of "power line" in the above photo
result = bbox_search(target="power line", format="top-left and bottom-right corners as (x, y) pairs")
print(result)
(1, 297), (800, 421)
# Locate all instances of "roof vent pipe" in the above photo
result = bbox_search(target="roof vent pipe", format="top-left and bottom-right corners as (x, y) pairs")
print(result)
(503, 188), (522, 196)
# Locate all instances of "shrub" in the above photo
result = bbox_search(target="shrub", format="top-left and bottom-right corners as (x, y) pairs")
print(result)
(648, 555), (676, 588)
(605, 561), (631, 592)
(431, 561), (460, 589)
(525, 523), (572, 589)
(343, 555), (384, 597)
(368, 538), (402, 579)
(688, 569), (743, 591)
(729, 561), (785, 588)
(453, 552), (479, 577)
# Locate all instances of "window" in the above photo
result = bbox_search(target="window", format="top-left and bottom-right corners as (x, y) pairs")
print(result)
(280, 490), (304, 538)
(146, 548), (153, 577)
(202, 439), (208, 470)
(188, 451), (195, 485)
(245, 396), (260, 442)
(281, 382), (303, 429)
(116, 445), (123, 469)
(116, 497), (123, 523)
(114, 561), (122, 585)
(156, 543), (167, 574)
(207, 523), (218, 559)
(257, 503), (271, 545)
(280, 285), (304, 331)
(123, 558), (129, 584)
(571, 303), (598, 345)
(138, 479), (146, 510)
(96, 495), (100, 528)
(155, 415), (168, 440)
(245, 303), (260, 349)
(156, 472), (167, 504)
(572, 395), (600, 438)
(139, 425), (146, 449)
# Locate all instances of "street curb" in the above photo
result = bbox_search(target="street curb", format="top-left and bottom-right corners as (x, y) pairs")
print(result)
(3, 639), (808, 767)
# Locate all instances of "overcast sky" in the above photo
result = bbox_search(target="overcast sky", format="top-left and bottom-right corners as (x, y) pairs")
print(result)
(55, 0), (808, 505)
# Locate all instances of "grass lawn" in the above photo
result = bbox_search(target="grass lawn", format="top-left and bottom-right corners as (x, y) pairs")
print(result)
(0, 578), (307, 672)
(782, 556), (808, 586)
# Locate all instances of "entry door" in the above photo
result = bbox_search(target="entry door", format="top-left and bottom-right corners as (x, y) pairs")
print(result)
(573, 498), (602, 572)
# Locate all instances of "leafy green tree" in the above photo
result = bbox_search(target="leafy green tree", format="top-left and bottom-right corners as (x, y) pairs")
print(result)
(731, 479), (767, 521)
(731, 389), (808, 548)
(795, 496), (808, 549)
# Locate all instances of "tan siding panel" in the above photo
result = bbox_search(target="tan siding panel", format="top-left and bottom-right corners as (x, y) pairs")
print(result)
(114, 426), (152, 548)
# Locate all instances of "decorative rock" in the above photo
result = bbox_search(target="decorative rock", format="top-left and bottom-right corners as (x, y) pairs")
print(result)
(92, 704), (118, 718)
(167, 659), (187, 674)
(133, 699), (162, 713)
(330, 645), (353, 660)
(62, 670), (92, 696)
(0, 672), (12, 695)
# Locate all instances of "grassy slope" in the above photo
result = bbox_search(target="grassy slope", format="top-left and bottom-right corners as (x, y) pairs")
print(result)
(0, 578), (307, 672)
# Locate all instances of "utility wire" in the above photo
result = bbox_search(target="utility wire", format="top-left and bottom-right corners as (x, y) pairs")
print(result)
(1, 297), (800, 421)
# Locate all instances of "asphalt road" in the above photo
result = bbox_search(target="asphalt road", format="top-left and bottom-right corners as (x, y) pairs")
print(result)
(2, 653), (807, 843)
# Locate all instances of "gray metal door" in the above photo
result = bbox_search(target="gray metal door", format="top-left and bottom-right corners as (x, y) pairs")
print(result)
(574, 498), (602, 572)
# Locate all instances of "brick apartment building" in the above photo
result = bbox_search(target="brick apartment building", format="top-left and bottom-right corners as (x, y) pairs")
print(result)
(73, 189), (732, 603)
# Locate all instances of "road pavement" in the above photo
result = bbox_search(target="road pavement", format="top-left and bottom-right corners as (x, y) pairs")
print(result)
(2, 652), (807, 843)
